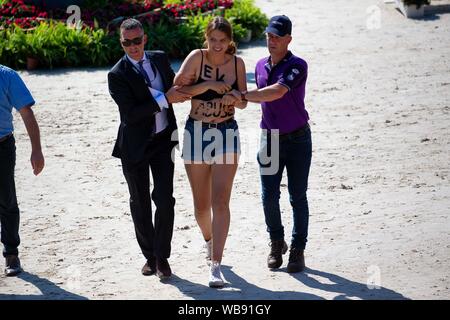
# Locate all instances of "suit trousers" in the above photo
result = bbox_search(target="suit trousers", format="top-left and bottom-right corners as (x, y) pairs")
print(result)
(121, 129), (175, 260)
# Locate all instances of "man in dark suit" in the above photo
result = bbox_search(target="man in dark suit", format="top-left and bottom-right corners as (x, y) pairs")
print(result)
(108, 18), (190, 279)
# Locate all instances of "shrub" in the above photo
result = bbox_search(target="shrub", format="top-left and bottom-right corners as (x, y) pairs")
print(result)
(144, 14), (204, 57)
(0, 0), (269, 68)
(0, 27), (30, 68)
(142, 12), (249, 56)
(0, 21), (120, 68)
(225, 0), (268, 39)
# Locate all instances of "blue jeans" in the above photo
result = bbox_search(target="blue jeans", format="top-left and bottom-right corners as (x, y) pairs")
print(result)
(258, 127), (312, 250)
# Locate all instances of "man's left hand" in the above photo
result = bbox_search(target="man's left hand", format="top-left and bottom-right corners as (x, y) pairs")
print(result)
(31, 149), (44, 176)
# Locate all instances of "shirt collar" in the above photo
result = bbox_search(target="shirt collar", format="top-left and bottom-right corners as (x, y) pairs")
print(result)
(127, 53), (159, 82)
(126, 53), (147, 66)
(265, 50), (293, 72)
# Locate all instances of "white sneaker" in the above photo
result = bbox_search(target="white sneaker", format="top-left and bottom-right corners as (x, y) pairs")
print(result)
(208, 261), (224, 288)
(204, 239), (212, 263)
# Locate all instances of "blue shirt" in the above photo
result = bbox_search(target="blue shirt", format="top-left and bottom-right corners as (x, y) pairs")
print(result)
(255, 51), (309, 134)
(0, 65), (35, 139)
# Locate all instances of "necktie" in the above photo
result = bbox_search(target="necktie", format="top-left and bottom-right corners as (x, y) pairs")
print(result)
(138, 59), (158, 134)
(138, 60), (152, 87)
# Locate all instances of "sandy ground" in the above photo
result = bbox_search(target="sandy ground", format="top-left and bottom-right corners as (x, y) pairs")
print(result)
(0, 0), (449, 300)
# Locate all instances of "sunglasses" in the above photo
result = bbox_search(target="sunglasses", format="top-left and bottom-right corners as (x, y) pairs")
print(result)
(121, 36), (144, 47)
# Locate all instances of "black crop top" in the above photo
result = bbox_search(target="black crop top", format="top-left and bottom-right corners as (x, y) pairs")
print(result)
(192, 50), (239, 101)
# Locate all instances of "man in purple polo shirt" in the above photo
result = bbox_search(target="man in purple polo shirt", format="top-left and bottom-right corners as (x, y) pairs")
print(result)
(230, 15), (311, 273)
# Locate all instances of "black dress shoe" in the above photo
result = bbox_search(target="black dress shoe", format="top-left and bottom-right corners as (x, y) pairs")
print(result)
(156, 258), (171, 279)
(142, 257), (156, 276)
(5, 255), (22, 277)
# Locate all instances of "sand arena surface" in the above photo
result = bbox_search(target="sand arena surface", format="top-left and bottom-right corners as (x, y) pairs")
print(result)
(1, 0), (449, 299)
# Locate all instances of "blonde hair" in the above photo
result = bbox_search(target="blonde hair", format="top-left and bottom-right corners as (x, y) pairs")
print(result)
(203, 16), (236, 55)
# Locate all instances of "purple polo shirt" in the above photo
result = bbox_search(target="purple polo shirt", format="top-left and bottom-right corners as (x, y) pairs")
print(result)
(255, 51), (309, 134)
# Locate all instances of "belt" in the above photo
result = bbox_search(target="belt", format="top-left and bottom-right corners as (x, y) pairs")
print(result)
(188, 116), (235, 129)
(0, 134), (12, 143)
(279, 123), (310, 141)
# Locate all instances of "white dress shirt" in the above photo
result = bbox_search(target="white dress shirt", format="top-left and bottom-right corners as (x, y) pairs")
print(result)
(127, 54), (169, 134)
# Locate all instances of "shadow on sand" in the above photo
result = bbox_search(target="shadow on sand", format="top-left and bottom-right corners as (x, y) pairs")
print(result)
(164, 265), (408, 300)
(0, 272), (88, 300)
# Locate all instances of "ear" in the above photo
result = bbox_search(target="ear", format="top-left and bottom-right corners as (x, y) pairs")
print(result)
(144, 34), (148, 45)
(287, 35), (292, 44)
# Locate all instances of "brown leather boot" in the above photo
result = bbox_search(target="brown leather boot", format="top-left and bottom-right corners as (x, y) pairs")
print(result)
(267, 239), (288, 269)
(287, 247), (305, 273)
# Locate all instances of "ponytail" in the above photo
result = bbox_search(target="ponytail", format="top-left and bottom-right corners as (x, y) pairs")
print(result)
(226, 41), (237, 55)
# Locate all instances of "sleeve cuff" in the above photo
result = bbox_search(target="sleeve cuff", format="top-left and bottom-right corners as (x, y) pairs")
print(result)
(278, 81), (291, 91)
(150, 88), (169, 110)
(155, 93), (169, 109)
(16, 99), (36, 111)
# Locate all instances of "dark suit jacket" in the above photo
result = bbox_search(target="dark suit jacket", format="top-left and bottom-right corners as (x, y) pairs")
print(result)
(108, 50), (178, 164)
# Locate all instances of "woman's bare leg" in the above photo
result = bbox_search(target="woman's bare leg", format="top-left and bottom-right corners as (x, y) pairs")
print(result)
(185, 163), (212, 242)
(210, 153), (239, 262)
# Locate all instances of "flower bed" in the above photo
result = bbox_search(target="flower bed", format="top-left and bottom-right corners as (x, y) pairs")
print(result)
(0, 0), (47, 27)
(164, 0), (233, 17)
(0, 0), (268, 69)
(1, 0), (233, 29)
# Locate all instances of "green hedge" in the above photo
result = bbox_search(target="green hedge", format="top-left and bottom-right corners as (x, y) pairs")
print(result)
(0, 0), (268, 69)
(225, 0), (268, 39)
(0, 22), (117, 69)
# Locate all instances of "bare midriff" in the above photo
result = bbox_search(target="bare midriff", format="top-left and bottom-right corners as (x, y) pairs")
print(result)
(189, 98), (235, 123)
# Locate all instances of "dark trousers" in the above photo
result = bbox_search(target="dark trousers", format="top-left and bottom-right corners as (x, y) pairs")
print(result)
(121, 132), (175, 260)
(0, 135), (20, 258)
(258, 128), (312, 250)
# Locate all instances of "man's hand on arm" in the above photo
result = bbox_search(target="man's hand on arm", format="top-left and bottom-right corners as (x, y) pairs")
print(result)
(18, 106), (44, 176)
(230, 84), (288, 104)
(228, 90), (247, 109)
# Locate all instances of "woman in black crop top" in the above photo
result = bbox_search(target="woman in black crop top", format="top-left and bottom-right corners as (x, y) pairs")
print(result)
(173, 17), (247, 288)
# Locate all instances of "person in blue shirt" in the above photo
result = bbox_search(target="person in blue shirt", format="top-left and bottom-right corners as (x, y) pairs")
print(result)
(0, 64), (45, 276)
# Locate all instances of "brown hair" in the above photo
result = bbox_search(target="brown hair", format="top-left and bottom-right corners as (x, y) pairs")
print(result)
(204, 16), (236, 55)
